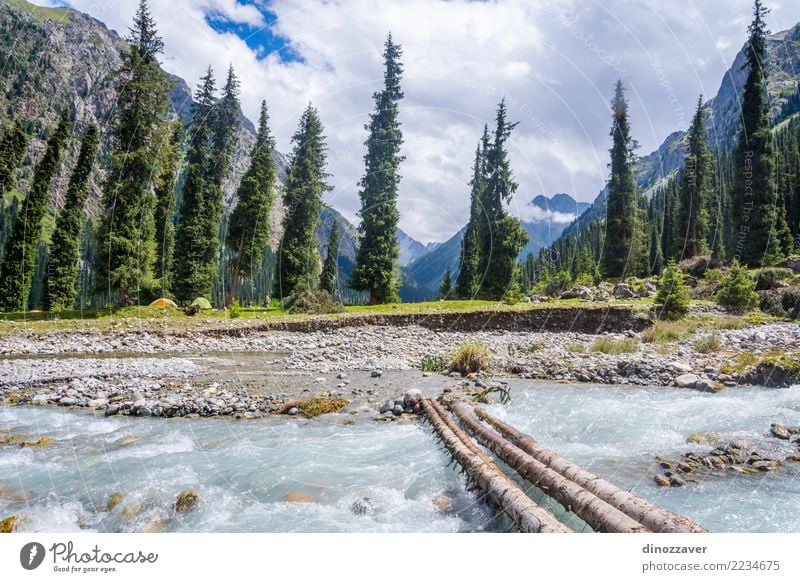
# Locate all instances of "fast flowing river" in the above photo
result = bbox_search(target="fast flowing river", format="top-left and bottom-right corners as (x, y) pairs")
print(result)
(2, 379), (799, 533)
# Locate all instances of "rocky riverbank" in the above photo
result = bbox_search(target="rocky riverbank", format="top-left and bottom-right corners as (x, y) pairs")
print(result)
(0, 312), (797, 420)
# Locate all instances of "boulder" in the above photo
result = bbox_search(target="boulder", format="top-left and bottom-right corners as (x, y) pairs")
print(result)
(350, 497), (375, 516)
(786, 257), (800, 274)
(673, 373), (700, 388)
(560, 285), (594, 301)
(107, 492), (125, 511)
(0, 515), (17, 533)
(770, 423), (792, 440)
(403, 389), (423, 408)
(31, 394), (48, 405)
(614, 283), (636, 299)
(174, 490), (200, 514)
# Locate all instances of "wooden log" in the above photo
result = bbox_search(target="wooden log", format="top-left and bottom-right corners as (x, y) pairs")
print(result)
(449, 401), (649, 533)
(473, 406), (707, 533)
(421, 399), (571, 533)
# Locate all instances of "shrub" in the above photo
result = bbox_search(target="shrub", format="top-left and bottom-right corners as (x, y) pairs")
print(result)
(566, 342), (585, 353)
(677, 255), (710, 277)
(703, 268), (726, 285)
(545, 270), (573, 297)
(590, 337), (638, 355)
(654, 260), (690, 320)
(715, 260), (760, 313)
(693, 334), (721, 354)
(450, 341), (489, 375)
(228, 299), (241, 319)
(574, 273), (595, 287)
(282, 289), (344, 314)
(754, 267), (792, 291)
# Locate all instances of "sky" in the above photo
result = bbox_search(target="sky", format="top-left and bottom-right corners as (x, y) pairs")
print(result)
(31, 0), (800, 243)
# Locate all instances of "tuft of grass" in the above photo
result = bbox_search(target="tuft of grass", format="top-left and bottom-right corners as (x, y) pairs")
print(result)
(450, 341), (490, 375)
(590, 337), (639, 355)
(228, 300), (241, 319)
(641, 320), (697, 343)
(720, 352), (759, 375)
(420, 354), (447, 372)
(693, 334), (721, 354)
(281, 397), (348, 417)
(566, 342), (586, 353)
(519, 343), (543, 355)
(703, 315), (745, 330)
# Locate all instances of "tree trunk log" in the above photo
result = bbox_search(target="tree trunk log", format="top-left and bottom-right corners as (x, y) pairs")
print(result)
(450, 401), (649, 533)
(473, 406), (707, 533)
(421, 399), (571, 533)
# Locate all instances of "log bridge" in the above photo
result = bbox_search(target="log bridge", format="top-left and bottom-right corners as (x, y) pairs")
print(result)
(422, 398), (707, 533)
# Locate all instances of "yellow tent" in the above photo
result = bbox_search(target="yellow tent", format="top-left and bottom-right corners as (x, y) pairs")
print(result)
(149, 298), (178, 309)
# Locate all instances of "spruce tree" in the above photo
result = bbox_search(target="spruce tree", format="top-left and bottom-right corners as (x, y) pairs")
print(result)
(351, 34), (404, 304)
(319, 220), (340, 297)
(455, 136), (485, 299)
(43, 124), (99, 312)
(477, 100), (528, 300)
(95, 0), (171, 305)
(154, 120), (182, 296)
(0, 110), (70, 311)
(274, 104), (330, 299)
(206, 64), (241, 296)
(730, 0), (781, 266)
(439, 266), (452, 299)
(654, 259), (690, 320)
(601, 80), (642, 279)
(173, 68), (217, 304)
(0, 121), (28, 195)
(225, 101), (276, 306)
(715, 259), (759, 312)
(679, 96), (711, 259)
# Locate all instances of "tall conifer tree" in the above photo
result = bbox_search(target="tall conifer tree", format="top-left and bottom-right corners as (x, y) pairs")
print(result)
(173, 68), (217, 303)
(95, 0), (171, 305)
(351, 34), (405, 304)
(0, 110), (70, 311)
(455, 135), (485, 299)
(153, 120), (182, 296)
(44, 124), (99, 311)
(731, 0), (781, 265)
(601, 81), (642, 278)
(225, 101), (277, 306)
(679, 96), (712, 259)
(0, 121), (28, 196)
(274, 105), (330, 299)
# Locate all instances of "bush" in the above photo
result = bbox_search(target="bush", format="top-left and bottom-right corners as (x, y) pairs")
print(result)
(654, 260), (690, 320)
(677, 255), (710, 277)
(715, 260), (760, 313)
(703, 268), (726, 285)
(693, 334), (721, 354)
(544, 269), (573, 297)
(228, 299), (241, 319)
(590, 337), (638, 355)
(450, 341), (489, 375)
(282, 289), (344, 314)
(754, 267), (792, 290)
(574, 273), (595, 287)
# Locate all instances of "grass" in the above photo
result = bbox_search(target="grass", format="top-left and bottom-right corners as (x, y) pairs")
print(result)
(590, 337), (639, 355)
(720, 352), (760, 375)
(450, 341), (490, 375)
(566, 342), (586, 353)
(693, 334), (721, 354)
(519, 343), (544, 355)
(7, 0), (72, 22)
(641, 320), (698, 343)
(420, 354), (448, 372)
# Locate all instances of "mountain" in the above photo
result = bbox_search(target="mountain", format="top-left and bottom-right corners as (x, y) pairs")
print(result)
(398, 228), (438, 266)
(551, 22), (800, 250)
(407, 193), (590, 295)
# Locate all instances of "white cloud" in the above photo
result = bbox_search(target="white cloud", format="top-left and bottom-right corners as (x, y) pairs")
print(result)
(31, 0), (800, 243)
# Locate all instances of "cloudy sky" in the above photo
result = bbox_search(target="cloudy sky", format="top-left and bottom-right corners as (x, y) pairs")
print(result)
(32, 0), (800, 243)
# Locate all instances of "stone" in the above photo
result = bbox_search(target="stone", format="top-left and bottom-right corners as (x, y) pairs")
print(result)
(58, 397), (77, 406)
(31, 394), (48, 405)
(751, 460), (781, 472)
(403, 389), (423, 408)
(770, 424), (792, 440)
(107, 492), (125, 511)
(285, 492), (314, 503)
(560, 285), (593, 301)
(614, 283), (636, 299)
(694, 378), (725, 393)
(432, 495), (451, 511)
(392, 404), (404, 416)
(287, 407), (299, 416)
(668, 362), (693, 374)
(350, 497), (374, 515)
(654, 474), (671, 487)
(686, 432), (719, 447)
(379, 401), (394, 414)
(0, 515), (17, 533)
(88, 398), (109, 408)
(673, 374), (700, 388)
(370, 370), (383, 378)
(787, 257), (800, 274)
(174, 490), (200, 513)
(668, 475), (686, 487)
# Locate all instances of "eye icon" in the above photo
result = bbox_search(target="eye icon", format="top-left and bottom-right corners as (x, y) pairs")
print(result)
(20, 542), (46, 570)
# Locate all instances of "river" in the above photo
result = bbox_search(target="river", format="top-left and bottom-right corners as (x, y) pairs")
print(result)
(2, 380), (798, 533)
